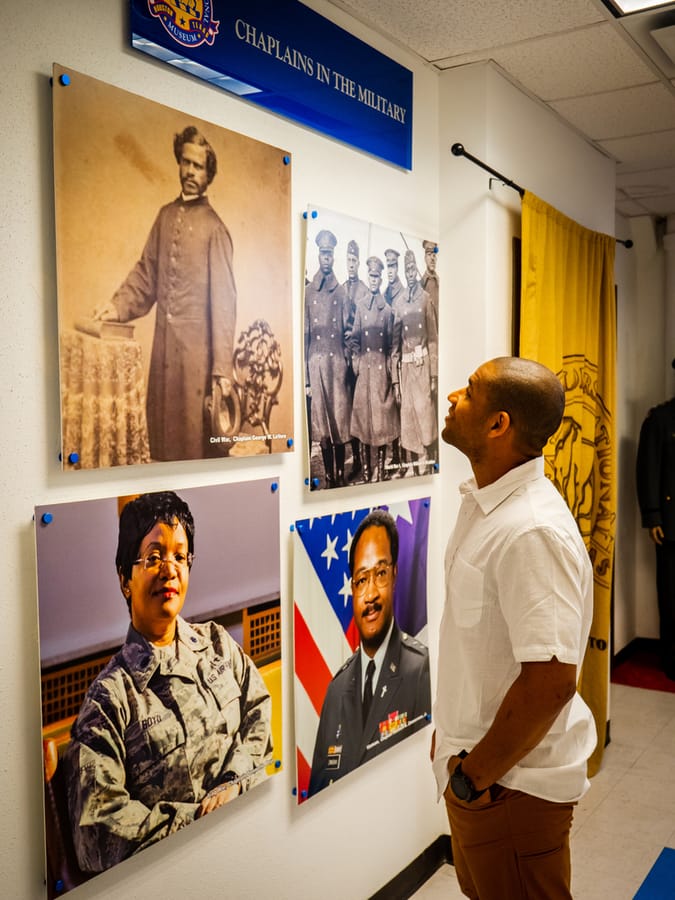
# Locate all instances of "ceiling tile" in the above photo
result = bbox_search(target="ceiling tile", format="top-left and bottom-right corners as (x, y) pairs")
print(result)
(616, 196), (654, 216)
(632, 192), (675, 214)
(617, 165), (675, 195)
(333, 0), (603, 62)
(620, 9), (675, 79)
(599, 129), (675, 169)
(617, 166), (675, 213)
(324, 0), (675, 215)
(490, 24), (657, 100)
(550, 82), (675, 139)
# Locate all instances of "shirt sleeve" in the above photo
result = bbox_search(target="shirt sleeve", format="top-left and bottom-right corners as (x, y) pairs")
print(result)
(208, 222), (236, 379)
(112, 212), (162, 322)
(496, 526), (589, 666)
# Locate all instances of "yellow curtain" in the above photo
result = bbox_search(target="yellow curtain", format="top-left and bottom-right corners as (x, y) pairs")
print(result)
(519, 191), (616, 776)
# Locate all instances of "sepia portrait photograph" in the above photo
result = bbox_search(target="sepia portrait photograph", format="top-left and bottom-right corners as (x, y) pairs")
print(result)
(293, 498), (432, 802)
(303, 205), (440, 492)
(35, 480), (282, 897)
(52, 64), (293, 469)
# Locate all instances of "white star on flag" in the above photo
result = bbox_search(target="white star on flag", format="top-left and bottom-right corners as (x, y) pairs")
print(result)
(321, 533), (339, 569)
(338, 571), (352, 606)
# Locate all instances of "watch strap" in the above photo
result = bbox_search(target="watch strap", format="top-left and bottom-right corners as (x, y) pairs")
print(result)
(451, 752), (488, 803)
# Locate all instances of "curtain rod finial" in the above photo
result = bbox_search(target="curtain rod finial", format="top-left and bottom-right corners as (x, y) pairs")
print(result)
(451, 143), (465, 157)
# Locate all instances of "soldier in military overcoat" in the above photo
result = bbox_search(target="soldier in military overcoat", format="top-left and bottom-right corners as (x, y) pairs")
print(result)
(347, 256), (400, 482)
(304, 229), (352, 487)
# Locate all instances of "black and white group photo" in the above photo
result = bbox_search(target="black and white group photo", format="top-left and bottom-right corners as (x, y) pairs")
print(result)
(303, 206), (440, 491)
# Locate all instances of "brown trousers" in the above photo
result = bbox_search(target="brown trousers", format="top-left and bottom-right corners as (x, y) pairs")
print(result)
(444, 784), (575, 899)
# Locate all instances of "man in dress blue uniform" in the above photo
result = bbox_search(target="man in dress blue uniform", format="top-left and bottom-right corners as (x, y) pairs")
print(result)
(308, 510), (431, 797)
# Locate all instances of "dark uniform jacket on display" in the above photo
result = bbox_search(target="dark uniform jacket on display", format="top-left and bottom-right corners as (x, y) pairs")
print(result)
(308, 622), (430, 797)
(637, 398), (675, 540)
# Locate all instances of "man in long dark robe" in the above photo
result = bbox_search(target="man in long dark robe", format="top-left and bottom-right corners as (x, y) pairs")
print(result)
(95, 126), (236, 462)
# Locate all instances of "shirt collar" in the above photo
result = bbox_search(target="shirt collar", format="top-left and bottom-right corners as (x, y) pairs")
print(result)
(312, 270), (338, 292)
(460, 456), (544, 516)
(121, 616), (207, 691)
(359, 616), (395, 692)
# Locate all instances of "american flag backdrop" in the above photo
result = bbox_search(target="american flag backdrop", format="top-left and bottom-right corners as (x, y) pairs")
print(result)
(292, 497), (430, 801)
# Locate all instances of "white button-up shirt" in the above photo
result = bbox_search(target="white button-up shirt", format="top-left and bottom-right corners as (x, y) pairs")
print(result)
(432, 457), (596, 803)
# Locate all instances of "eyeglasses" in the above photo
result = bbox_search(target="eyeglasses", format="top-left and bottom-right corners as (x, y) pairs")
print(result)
(133, 551), (194, 572)
(352, 562), (393, 598)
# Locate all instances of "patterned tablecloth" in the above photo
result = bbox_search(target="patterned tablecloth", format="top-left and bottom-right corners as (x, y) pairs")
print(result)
(60, 329), (150, 469)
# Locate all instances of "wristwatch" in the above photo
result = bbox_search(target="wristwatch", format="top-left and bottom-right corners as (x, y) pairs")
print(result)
(450, 750), (487, 803)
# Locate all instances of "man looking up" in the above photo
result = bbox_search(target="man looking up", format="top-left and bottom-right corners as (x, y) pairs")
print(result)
(432, 356), (596, 900)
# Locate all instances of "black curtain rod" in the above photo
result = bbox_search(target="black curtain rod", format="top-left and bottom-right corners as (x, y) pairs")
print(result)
(450, 143), (633, 249)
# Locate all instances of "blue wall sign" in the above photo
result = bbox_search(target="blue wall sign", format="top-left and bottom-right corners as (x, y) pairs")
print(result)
(130, 1), (413, 170)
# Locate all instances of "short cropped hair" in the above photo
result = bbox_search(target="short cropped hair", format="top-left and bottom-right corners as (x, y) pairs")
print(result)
(349, 509), (399, 573)
(173, 126), (217, 184)
(116, 491), (195, 588)
(485, 357), (565, 456)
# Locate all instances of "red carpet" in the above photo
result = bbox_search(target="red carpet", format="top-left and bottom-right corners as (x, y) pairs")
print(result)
(611, 641), (675, 694)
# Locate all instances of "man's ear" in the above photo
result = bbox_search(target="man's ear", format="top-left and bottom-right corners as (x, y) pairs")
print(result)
(487, 410), (511, 439)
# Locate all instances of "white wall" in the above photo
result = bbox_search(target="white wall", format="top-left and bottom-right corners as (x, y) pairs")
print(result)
(3, 4), (446, 899)
(2, 5), (629, 900)
(436, 60), (616, 574)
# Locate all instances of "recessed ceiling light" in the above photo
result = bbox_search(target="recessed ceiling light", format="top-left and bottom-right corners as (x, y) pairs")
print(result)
(601, 0), (675, 15)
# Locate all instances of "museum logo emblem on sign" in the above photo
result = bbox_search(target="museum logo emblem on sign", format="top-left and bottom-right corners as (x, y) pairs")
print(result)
(148, 0), (219, 48)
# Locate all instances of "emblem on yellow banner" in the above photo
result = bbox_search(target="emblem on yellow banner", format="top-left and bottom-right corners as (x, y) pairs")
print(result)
(547, 354), (614, 588)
